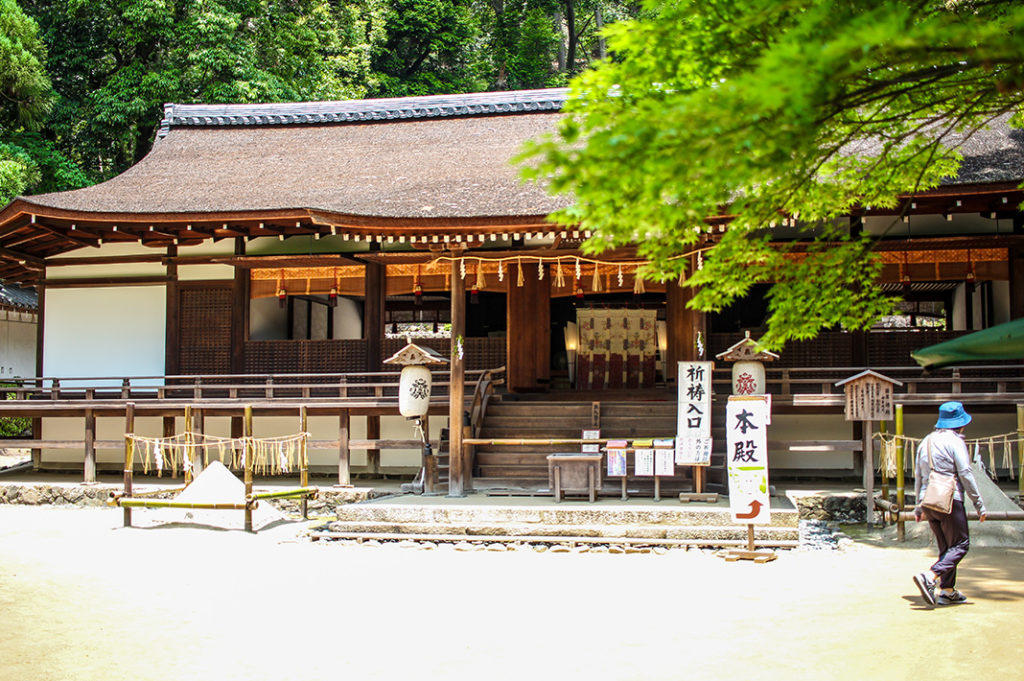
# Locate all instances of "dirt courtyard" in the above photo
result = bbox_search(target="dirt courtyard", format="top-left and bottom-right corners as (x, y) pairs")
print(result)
(1, 505), (1021, 681)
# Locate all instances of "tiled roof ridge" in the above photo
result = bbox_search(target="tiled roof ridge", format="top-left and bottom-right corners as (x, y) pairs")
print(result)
(158, 88), (569, 138)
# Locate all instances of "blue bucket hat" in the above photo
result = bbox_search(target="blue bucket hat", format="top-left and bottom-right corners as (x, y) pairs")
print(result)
(935, 401), (971, 429)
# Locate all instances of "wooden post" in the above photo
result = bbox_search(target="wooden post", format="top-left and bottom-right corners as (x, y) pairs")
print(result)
(336, 410), (351, 487)
(299, 405), (309, 519)
(244, 405), (253, 533)
(863, 419), (874, 527)
(366, 415), (381, 476)
(123, 402), (136, 528)
(83, 409), (96, 483)
(746, 524), (755, 552)
(1017, 403), (1024, 497)
(448, 258), (466, 497)
(896, 404), (905, 542)
(183, 406), (194, 484)
(879, 420), (889, 507)
(191, 407), (205, 475)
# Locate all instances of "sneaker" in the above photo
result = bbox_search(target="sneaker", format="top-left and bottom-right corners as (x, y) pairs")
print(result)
(913, 573), (936, 605)
(937, 589), (967, 605)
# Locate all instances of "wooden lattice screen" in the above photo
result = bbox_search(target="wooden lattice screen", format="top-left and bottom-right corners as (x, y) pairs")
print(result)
(178, 283), (233, 375)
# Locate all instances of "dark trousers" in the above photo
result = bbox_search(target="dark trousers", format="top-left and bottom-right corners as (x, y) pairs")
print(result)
(924, 499), (970, 589)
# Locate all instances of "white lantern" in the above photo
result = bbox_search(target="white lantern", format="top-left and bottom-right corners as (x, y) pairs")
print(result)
(732, 360), (765, 395)
(399, 364), (433, 418)
(715, 331), (778, 396)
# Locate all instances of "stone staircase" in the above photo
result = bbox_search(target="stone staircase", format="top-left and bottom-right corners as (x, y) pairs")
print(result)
(313, 501), (800, 549)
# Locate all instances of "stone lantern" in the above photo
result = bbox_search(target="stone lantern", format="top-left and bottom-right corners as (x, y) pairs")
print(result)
(715, 330), (779, 395)
(384, 341), (449, 419)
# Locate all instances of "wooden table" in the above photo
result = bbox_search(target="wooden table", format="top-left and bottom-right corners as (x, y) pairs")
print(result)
(547, 453), (602, 502)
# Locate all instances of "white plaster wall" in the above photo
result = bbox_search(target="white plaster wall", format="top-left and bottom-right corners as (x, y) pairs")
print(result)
(0, 311), (36, 378)
(178, 264), (235, 281)
(43, 286), (166, 380)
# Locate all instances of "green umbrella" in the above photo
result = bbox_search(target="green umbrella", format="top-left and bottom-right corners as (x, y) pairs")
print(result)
(911, 317), (1024, 369)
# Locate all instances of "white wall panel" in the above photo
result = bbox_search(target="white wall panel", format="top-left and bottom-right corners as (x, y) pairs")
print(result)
(43, 286), (165, 379)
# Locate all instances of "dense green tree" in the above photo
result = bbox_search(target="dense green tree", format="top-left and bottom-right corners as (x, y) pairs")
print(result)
(367, 0), (490, 96)
(22, 0), (387, 180)
(522, 0), (1024, 348)
(0, 0), (52, 202)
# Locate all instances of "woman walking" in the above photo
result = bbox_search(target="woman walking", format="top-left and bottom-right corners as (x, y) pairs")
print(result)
(912, 401), (987, 606)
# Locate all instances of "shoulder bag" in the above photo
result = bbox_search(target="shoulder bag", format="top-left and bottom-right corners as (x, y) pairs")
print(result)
(921, 436), (956, 514)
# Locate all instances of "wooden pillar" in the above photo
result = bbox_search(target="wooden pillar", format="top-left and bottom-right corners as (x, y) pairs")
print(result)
(336, 409), (351, 487)
(164, 245), (180, 375)
(231, 237), (247, 374)
(506, 263), (550, 391)
(83, 408), (96, 483)
(449, 258), (467, 496)
(366, 415), (380, 475)
(123, 403), (135, 528)
(1009, 240), (1024, 321)
(666, 262), (707, 368)
(363, 260), (385, 372)
(32, 271), (44, 470)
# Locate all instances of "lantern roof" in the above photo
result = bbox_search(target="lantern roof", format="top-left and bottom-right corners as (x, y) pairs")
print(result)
(834, 369), (903, 388)
(714, 330), (780, 362)
(383, 341), (449, 366)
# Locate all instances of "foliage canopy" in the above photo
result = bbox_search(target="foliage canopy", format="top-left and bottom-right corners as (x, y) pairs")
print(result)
(521, 0), (1024, 348)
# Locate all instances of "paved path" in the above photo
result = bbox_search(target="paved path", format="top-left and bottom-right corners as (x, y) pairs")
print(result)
(0, 505), (1021, 681)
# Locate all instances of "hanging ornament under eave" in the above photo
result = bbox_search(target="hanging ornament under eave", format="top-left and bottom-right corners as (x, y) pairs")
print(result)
(277, 287), (287, 308)
(383, 342), (449, 419)
(414, 266), (423, 305)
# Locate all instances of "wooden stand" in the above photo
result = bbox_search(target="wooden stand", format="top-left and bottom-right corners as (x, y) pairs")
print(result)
(718, 524), (777, 563)
(547, 454), (602, 502)
(679, 466), (718, 503)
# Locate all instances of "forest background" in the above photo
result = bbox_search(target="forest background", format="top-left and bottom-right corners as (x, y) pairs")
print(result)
(0, 0), (636, 204)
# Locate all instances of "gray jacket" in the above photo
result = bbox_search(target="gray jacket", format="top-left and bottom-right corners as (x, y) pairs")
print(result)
(914, 429), (987, 515)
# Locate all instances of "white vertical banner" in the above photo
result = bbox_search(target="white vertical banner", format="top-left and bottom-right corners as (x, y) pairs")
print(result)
(725, 396), (771, 524)
(676, 361), (713, 464)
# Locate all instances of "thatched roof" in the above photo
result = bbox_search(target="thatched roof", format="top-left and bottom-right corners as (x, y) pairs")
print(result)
(24, 90), (571, 219)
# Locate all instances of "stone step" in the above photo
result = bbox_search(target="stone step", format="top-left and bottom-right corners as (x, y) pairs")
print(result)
(322, 520), (799, 544)
(332, 503), (799, 528)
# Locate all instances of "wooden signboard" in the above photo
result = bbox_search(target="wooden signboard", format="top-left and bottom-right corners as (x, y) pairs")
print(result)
(835, 370), (903, 422)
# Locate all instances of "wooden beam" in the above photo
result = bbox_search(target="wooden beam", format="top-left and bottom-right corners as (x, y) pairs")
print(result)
(0, 245), (44, 269)
(47, 253), (166, 267)
(43, 276), (172, 288)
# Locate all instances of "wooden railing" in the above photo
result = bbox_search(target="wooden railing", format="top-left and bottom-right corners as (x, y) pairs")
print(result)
(711, 364), (1024, 400)
(0, 369), (501, 404)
